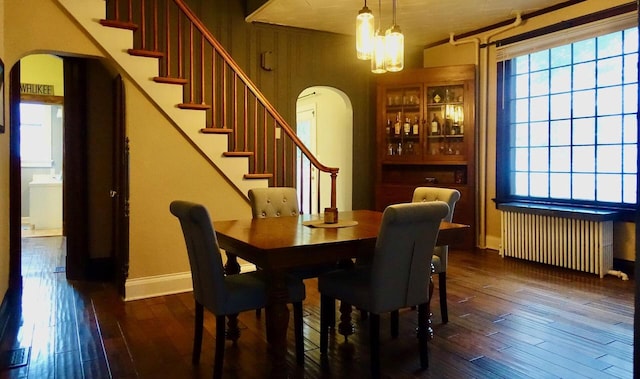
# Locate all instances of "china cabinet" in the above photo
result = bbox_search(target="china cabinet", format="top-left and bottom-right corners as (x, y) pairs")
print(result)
(375, 65), (476, 248)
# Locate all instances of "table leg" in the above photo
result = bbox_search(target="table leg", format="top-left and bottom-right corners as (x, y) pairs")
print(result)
(337, 259), (355, 340)
(265, 269), (290, 378)
(224, 252), (241, 342)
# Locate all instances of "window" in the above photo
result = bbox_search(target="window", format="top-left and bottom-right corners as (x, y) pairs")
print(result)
(20, 102), (58, 167)
(497, 25), (638, 208)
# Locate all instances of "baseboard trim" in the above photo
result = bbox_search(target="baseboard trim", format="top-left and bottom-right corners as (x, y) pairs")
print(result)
(124, 263), (256, 301)
(485, 235), (502, 251)
(125, 272), (193, 301)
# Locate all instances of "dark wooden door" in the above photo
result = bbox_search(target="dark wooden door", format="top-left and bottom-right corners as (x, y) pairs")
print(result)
(112, 75), (129, 297)
(63, 57), (89, 280)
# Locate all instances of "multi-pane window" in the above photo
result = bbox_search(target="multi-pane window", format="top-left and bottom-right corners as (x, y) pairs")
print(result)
(499, 26), (638, 207)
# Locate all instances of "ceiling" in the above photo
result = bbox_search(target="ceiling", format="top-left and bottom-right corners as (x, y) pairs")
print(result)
(246, 0), (576, 47)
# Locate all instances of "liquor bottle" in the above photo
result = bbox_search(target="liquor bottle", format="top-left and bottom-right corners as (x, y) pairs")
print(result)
(397, 142), (403, 156)
(403, 117), (411, 136)
(394, 113), (401, 135)
(386, 119), (391, 135)
(412, 116), (420, 135)
(430, 113), (440, 135)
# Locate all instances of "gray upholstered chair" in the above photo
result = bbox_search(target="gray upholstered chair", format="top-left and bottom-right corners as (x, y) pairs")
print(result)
(412, 187), (460, 323)
(169, 201), (306, 378)
(248, 187), (337, 322)
(248, 187), (300, 218)
(318, 201), (449, 378)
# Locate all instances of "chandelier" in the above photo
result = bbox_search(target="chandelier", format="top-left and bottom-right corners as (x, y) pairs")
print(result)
(356, 0), (404, 73)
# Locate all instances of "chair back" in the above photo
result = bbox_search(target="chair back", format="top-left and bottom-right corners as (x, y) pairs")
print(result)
(170, 201), (227, 313)
(370, 201), (449, 313)
(412, 187), (460, 222)
(248, 187), (300, 218)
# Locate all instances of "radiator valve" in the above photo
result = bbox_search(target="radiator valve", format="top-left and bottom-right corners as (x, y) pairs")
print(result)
(606, 269), (629, 281)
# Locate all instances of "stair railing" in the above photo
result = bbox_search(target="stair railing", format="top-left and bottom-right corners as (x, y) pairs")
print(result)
(101, 0), (339, 211)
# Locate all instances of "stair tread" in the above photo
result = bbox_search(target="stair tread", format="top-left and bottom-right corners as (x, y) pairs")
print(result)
(223, 152), (254, 157)
(178, 103), (211, 110)
(201, 128), (233, 134)
(128, 49), (164, 58)
(244, 173), (273, 179)
(99, 19), (138, 31)
(154, 77), (188, 85)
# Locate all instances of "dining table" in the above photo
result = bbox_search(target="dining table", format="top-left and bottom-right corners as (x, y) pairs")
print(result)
(213, 209), (469, 378)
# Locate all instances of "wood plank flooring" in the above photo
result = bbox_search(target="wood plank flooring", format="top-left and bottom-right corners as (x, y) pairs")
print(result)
(0, 236), (635, 378)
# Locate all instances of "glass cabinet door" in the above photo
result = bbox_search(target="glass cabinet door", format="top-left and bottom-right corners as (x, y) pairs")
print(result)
(425, 84), (466, 160)
(383, 85), (422, 160)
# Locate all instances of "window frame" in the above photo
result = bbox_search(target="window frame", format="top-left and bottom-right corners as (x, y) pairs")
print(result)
(495, 23), (639, 213)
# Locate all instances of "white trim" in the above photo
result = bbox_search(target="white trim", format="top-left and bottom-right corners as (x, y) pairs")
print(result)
(496, 12), (637, 61)
(124, 262), (257, 301)
(125, 272), (193, 301)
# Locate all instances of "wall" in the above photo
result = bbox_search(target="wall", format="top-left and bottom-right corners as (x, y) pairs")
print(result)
(424, 0), (636, 261)
(3, 0), (250, 301)
(19, 54), (64, 218)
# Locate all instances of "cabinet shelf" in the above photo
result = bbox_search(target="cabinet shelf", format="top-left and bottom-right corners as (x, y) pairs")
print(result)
(382, 160), (468, 166)
(426, 134), (464, 139)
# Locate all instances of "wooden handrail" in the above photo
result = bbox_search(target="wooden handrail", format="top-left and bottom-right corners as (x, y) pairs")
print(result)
(103, 0), (339, 209)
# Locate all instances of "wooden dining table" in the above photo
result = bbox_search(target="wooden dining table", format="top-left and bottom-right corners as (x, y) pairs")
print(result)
(213, 209), (469, 378)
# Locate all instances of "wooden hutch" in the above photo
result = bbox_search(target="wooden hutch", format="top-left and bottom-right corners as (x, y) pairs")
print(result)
(374, 65), (476, 249)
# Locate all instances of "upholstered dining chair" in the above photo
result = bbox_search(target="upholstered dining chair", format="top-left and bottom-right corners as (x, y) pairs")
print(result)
(169, 201), (306, 378)
(248, 187), (300, 218)
(247, 187), (337, 323)
(412, 187), (460, 323)
(318, 201), (450, 378)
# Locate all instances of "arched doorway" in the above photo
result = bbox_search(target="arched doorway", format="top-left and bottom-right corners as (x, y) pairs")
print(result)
(296, 86), (353, 214)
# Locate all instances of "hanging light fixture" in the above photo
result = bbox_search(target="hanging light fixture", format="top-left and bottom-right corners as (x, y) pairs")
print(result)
(356, 1), (375, 60)
(371, 0), (386, 73)
(384, 0), (404, 72)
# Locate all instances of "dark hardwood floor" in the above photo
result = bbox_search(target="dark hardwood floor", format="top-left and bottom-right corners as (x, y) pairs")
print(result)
(0, 235), (634, 378)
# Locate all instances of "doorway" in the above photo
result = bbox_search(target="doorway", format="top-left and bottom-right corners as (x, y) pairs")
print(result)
(296, 87), (353, 213)
(18, 55), (65, 277)
(9, 55), (128, 291)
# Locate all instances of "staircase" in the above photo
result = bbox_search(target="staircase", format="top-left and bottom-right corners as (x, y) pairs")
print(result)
(56, 0), (339, 203)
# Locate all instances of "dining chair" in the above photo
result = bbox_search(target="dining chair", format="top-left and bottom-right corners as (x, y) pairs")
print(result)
(412, 187), (460, 323)
(248, 187), (338, 323)
(318, 201), (450, 378)
(169, 200), (306, 378)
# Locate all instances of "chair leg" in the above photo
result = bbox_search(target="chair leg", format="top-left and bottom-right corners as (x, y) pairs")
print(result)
(417, 304), (429, 369)
(293, 302), (304, 366)
(369, 313), (380, 379)
(439, 272), (448, 323)
(320, 295), (331, 355)
(390, 310), (399, 338)
(192, 301), (204, 365)
(214, 315), (226, 379)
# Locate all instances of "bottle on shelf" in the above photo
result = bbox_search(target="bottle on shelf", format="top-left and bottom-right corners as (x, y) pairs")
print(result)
(430, 113), (440, 135)
(394, 113), (401, 135)
(412, 116), (420, 135)
(386, 119), (392, 136)
(403, 117), (411, 136)
(387, 143), (394, 156)
(397, 142), (403, 156)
